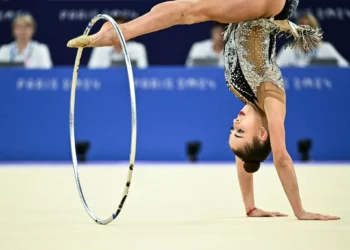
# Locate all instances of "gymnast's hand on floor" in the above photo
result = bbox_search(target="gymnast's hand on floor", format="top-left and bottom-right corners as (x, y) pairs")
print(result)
(247, 208), (288, 217)
(296, 211), (340, 221)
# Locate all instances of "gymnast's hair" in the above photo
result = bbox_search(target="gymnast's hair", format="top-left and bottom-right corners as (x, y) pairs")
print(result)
(232, 136), (271, 173)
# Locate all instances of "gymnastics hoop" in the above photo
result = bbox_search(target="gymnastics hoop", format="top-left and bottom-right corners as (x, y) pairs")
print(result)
(69, 14), (137, 225)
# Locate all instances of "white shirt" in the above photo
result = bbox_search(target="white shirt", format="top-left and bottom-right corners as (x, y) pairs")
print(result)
(0, 41), (53, 69)
(88, 41), (148, 69)
(276, 41), (349, 68)
(186, 39), (224, 67)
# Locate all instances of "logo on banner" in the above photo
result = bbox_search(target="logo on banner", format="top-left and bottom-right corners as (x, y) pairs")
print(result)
(283, 77), (332, 90)
(135, 77), (217, 91)
(294, 8), (350, 20)
(59, 9), (139, 21)
(0, 10), (31, 22)
(16, 78), (102, 91)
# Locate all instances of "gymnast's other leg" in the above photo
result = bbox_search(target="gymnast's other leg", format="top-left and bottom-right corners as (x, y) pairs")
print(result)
(67, 0), (286, 48)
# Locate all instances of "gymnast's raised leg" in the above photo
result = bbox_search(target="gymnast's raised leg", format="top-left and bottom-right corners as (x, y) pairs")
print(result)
(67, 0), (287, 48)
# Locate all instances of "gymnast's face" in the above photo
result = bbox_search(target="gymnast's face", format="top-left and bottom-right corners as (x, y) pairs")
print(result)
(228, 105), (267, 152)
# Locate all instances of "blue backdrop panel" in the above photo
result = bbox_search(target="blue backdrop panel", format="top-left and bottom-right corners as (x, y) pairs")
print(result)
(0, 67), (349, 161)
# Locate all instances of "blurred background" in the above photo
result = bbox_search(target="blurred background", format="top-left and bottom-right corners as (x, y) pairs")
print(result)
(1, 0), (349, 163)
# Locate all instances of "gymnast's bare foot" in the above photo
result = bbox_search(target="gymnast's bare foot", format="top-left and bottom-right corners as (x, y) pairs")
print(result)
(67, 22), (119, 48)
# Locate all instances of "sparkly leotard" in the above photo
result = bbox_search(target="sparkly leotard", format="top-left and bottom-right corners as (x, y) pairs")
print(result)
(224, 0), (299, 111)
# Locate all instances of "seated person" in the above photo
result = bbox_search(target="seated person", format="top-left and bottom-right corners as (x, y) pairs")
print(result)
(186, 22), (226, 67)
(0, 14), (53, 69)
(276, 13), (349, 67)
(88, 16), (148, 69)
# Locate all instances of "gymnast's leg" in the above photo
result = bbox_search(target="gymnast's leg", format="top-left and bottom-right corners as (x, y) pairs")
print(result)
(67, 0), (286, 48)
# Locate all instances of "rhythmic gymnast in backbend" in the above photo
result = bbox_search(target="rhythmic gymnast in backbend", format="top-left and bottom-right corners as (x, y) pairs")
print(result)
(67, 0), (339, 220)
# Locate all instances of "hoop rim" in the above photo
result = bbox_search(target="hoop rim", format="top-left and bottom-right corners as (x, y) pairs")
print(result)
(69, 14), (137, 225)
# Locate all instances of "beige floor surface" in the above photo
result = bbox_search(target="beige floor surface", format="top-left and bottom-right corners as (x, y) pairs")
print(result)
(0, 163), (349, 250)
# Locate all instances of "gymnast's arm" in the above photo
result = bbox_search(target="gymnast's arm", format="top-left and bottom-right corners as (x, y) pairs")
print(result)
(236, 156), (255, 213)
(263, 96), (304, 218)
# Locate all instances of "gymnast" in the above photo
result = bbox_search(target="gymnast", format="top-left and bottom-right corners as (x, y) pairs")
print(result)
(67, 0), (339, 220)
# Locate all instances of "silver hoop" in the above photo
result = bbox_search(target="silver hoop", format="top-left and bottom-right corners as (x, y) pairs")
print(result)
(69, 14), (137, 225)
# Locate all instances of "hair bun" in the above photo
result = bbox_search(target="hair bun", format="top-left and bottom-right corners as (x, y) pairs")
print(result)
(243, 161), (260, 173)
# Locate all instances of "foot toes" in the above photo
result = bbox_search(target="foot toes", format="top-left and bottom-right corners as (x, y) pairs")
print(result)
(67, 35), (92, 48)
